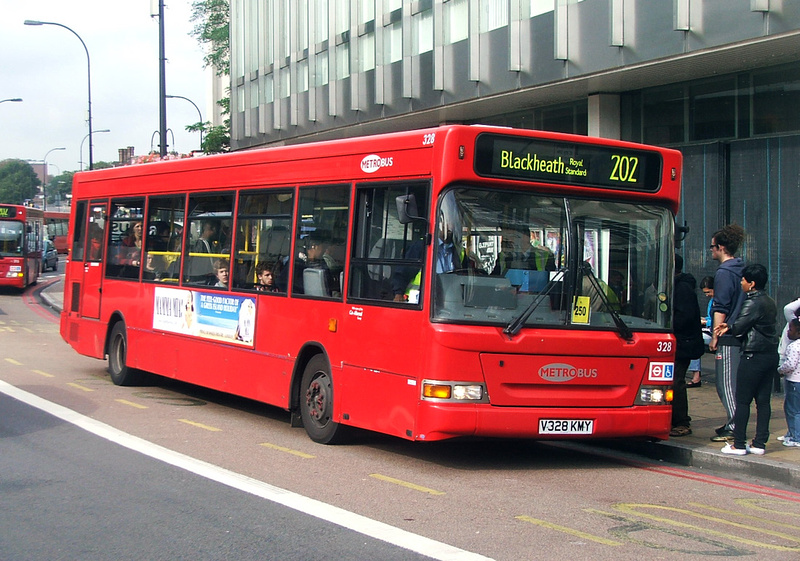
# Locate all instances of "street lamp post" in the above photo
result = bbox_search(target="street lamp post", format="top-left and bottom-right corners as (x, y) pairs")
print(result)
(24, 20), (94, 170)
(166, 95), (204, 147)
(80, 129), (110, 171)
(0, 98), (23, 104)
(43, 147), (66, 211)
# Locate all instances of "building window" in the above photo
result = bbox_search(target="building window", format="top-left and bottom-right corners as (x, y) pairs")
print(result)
(480, 0), (508, 33)
(753, 65), (800, 136)
(690, 79), (736, 141)
(643, 86), (685, 145)
(444, 0), (469, 45)
(384, 20), (403, 63)
(531, 0), (554, 17)
(412, 6), (433, 55)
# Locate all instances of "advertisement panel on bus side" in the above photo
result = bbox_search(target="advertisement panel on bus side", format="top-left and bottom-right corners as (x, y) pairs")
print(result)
(153, 286), (256, 347)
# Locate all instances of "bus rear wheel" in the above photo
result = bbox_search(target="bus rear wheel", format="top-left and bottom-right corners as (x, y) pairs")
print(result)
(300, 355), (346, 444)
(107, 323), (141, 386)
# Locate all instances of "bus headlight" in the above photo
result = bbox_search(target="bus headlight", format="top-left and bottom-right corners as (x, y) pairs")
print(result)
(422, 380), (488, 402)
(635, 386), (672, 405)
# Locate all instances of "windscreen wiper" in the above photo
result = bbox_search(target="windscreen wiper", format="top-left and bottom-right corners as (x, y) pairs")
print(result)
(579, 262), (633, 341)
(503, 269), (567, 338)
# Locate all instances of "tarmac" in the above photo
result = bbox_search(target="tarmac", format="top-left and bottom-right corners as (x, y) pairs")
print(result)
(37, 278), (800, 489)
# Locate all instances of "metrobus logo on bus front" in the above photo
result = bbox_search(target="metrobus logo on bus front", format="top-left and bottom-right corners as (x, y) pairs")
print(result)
(360, 154), (394, 173)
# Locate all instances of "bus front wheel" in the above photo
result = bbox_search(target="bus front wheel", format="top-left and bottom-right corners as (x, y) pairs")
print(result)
(300, 355), (346, 444)
(107, 323), (141, 386)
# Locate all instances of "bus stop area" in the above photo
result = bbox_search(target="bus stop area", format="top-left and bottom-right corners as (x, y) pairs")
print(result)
(39, 278), (800, 489)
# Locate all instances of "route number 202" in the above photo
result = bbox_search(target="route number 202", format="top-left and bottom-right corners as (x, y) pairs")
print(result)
(610, 155), (639, 182)
(656, 341), (673, 353)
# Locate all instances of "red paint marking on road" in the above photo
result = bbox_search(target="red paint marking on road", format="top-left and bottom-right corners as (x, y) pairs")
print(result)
(23, 279), (60, 324)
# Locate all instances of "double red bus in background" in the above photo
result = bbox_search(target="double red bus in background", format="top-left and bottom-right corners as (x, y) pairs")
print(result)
(61, 125), (681, 444)
(0, 204), (44, 289)
(45, 211), (70, 254)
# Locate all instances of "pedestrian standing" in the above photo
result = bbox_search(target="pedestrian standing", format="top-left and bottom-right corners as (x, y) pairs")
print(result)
(670, 254), (705, 437)
(708, 224), (746, 442)
(777, 317), (800, 447)
(716, 264), (778, 456)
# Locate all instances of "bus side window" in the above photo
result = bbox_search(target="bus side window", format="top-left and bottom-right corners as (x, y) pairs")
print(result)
(105, 199), (145, 280)
(233, 190), (294, 292)
(72, 202), (87, 261)
(184, 193), (233, 286)
(144, 195), (185, 283)
(348, 182), (430, 304)
(292, 185), (350, 299)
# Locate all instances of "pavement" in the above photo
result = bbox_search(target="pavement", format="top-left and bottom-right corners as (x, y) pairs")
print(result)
(38, 278), (800, 488)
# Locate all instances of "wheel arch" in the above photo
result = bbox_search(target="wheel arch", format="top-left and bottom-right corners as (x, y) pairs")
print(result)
(289, 342), (331, 414)
(103, 311), (127, 357)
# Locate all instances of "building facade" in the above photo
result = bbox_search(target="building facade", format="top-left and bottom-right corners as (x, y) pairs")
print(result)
(230, 0), (800, 305)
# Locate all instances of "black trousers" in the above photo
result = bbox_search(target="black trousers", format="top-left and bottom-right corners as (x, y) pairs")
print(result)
(732, 351), (778, 449)
(672, 358), (691, 428)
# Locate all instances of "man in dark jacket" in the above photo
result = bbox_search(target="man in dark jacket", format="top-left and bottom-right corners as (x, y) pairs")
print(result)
(671, 254), (705, 436)
(708, 224), (746, 441)
(715, 263), (778, 455)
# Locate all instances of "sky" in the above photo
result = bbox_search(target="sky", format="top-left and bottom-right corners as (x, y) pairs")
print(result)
(0, 0), (212, 176)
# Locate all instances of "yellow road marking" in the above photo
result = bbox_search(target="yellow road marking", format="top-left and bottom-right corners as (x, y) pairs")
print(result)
(178, 419), (222, 432)
(115, 399), (148, 409)
(691, 502), (800, 531)
(516, 515), (624, 546)
(736, 498), (800, 518)
(613, 503), (800, 551)
(5, 358), (22, 365)
(67, 382), (94, 392)
(369, 473), (445, 495)
(259, 442), (315, 459)
(32, 370), (55, 378)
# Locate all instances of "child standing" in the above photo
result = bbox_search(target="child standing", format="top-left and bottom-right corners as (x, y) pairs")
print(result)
(777, 317), (800, 447)
(715, 264), (778, 456)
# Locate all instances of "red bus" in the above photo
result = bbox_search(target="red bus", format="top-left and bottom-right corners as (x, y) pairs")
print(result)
(60, 125), (682, 443)
(0, 204), (44, 289)
(45, 211), (70, 254)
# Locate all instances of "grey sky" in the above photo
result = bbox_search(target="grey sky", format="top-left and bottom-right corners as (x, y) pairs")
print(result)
(1, 0), (210, 176)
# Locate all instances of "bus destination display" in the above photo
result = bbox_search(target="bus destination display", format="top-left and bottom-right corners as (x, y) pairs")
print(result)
(0, 205), (19, 218)
(474, 133), (663, 191)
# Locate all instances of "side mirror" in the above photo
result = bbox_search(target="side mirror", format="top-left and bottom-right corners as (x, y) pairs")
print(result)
(675, 220), (689, 247)
(396, 194), (427, 224)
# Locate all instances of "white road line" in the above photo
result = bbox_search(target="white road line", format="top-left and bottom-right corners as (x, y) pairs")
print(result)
(0, 380), (493, 561)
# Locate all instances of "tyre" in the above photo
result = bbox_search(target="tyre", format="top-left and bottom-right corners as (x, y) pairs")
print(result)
(107, 322), (142, 386)
(299, 355), (347, 444)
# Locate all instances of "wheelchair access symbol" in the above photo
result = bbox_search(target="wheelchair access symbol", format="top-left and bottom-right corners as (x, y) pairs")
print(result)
(648, 362), (674, 382)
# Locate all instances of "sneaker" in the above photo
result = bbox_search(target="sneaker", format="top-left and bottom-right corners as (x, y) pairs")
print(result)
(777, 435), (786, 441)
(783, 439), (800, 447)
(721, 443), (747, 455)
(711, 431), (734, 442)
(746, 443), (766, 455)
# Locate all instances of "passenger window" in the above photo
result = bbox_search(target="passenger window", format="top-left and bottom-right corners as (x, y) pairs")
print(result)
(233, 190), (293, 292)
(184, 194), (233, 286)
(105, 199), (145, 279)
(143, 195), (185, 282)
(291, 185), (350, 299)
(349, 182), (430, 304)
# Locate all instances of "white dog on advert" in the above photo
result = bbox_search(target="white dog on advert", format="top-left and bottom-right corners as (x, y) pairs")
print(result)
(235, 298), (256, 344)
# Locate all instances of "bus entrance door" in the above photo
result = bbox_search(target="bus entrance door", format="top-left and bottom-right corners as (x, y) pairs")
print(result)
(78, 202), (107, 320)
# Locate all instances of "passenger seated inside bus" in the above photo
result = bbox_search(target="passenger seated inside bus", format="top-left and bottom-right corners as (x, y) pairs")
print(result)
(213, 258), (230, 288)
(293, 234), (335, 296)
(255, 261), (280, 292)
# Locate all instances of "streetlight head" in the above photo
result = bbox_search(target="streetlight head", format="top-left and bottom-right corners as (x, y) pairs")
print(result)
(24, 20), (44, 26)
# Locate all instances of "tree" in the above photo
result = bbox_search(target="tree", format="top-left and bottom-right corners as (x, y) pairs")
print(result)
(190, 0), (230, 154)
(0, 160), (41, 205)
